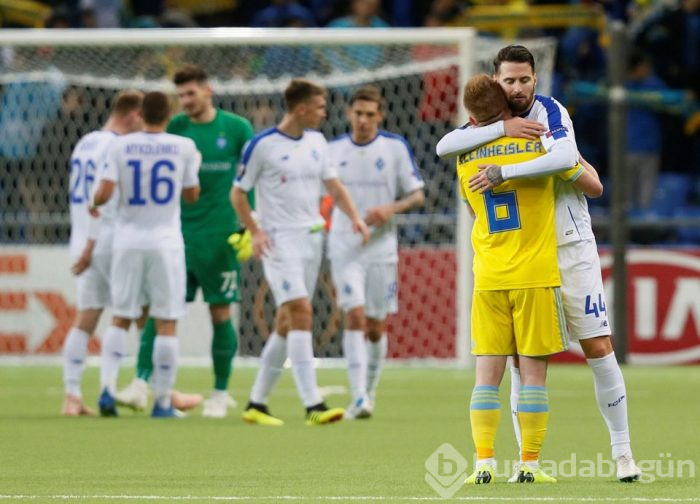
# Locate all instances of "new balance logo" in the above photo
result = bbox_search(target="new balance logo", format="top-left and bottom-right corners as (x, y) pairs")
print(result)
(518, 471), (535, 483)
(608, 394), (625, 407)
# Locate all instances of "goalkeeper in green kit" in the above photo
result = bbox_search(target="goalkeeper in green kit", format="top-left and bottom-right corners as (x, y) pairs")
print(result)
(117, 64), (254, 418)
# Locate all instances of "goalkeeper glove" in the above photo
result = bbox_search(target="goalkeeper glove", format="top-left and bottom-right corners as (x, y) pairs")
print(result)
(227, 229), (253, 262)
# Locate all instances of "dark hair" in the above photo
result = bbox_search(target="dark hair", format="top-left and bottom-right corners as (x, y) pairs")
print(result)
(349, 85), (383, 110)
(284, 79), (326, 111)
(142, 91), (171, 125)
(173, 64), (208, 86)
(463, 74), (508, 124)
(493, 45), (536, 74)
(111, 90), (144, 117)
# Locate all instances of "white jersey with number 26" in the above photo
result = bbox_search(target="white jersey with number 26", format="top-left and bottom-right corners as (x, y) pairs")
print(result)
(100, 131), (201, 250)
(69, 130), (119, 258)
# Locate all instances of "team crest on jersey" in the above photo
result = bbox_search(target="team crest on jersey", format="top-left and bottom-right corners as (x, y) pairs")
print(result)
(375, 158), (385, 171)
(343, 284), (352, 295)
(217, 136), (227, 149)
(282, 280), (291, 291)
(311, 149), (319, 161)
(339, 161), (347, 167)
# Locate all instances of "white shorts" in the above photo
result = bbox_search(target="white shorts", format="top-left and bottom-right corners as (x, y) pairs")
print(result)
(110, 248), (186, 320)
(330, 258), (398, 320)
(558, 239), (611, 341)
(262, 230), (323, 308)
(75, 253), (111, 310)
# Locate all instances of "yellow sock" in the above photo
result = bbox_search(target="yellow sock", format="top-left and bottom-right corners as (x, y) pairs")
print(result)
(470, 385), (501, 460)
(517, 385), (549, 462)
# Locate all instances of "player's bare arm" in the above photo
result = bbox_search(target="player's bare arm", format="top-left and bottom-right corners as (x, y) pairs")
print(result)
(182, 185), (201, 204)
(573, 155), (604, 198)
(468, 165), (504, 194)
(71, 238), (95, 276)
(324, 177), (370, 244)
(88, 179), (116, 216)
(231, 186), (271, 258)
(365, 189), (425, 227)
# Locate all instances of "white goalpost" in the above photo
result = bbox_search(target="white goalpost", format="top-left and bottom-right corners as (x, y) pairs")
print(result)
(0, 28), (557, 366)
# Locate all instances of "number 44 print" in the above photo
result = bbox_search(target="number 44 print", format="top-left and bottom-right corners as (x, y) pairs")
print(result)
(585, 293), (607, 318)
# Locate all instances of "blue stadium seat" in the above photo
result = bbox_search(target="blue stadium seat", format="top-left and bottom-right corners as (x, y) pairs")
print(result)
(674, 206), (700, 244)
(648, 173), (692, 217)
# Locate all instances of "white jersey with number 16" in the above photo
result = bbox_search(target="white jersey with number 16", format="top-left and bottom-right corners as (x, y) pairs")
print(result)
(100, 131), (201, 250)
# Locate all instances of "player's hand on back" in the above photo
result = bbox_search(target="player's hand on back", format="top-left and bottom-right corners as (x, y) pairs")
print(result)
(504, 117), (546, 140)
(364, 204), (394, 227)
(468, 165), (504, 194)
(252, 229), (272, 259)
(352, 217), (370, 245)
(71, 251), (92, 276)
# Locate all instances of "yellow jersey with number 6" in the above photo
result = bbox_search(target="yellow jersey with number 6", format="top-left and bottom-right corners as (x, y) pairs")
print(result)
(457, 137), (580, 291)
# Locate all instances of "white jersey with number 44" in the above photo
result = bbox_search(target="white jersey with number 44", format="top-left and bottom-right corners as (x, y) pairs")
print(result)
(328, 131), (424, 262)
(100, 131), (201, 250)
(69, 130), (119, 258)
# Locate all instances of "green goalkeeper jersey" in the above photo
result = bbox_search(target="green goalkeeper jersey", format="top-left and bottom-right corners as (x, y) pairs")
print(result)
(168, 109), (254, 238)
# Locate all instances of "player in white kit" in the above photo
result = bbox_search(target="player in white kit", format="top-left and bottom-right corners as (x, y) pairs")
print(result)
(231, 79), (369, 426)
(62, 90), (144, 416)
(436, 45), (641, 482)
(327, 86), (425, 419)
(89, 91), (201, 418)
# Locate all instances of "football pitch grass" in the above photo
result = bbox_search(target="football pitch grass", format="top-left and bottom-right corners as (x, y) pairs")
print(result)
(1, 364), (699, 503)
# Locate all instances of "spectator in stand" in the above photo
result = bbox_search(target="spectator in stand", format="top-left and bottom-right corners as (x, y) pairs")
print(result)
(626, 50), (668, 210)
(80, 0), (124, 28)
(634, 0), (700, 98)
(326, 0), (390, 72)
(251, 0), (316, 27)
(327, 0), (389, 28)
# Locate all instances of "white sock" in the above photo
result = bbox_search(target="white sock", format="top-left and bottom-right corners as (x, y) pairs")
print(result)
(366, 334), (388, 399)
(510, 365), (522, 456)
(153, 336), (178, 409)
(63, 327), (89, 397)
(99, 325), (127, 395)
(287, 330), (322, 407)
(587, 352), (632, 459)
(250, 331), (287, 405)
(343, 330), (368, 402)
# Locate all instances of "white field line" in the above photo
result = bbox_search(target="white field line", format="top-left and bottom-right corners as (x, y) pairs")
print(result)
(1, 496), (700, 502)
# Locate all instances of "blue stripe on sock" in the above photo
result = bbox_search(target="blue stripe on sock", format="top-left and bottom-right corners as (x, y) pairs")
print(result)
(470, 401), (501, 410)
(474, 385), (499, 392)
(517, 402), (549, 413)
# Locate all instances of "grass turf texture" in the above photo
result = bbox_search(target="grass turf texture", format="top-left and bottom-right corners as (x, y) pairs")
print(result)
(0, 365), (698, 503)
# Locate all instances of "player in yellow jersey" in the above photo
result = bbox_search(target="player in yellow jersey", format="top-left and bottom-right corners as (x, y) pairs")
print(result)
(458, 75), (578, 485)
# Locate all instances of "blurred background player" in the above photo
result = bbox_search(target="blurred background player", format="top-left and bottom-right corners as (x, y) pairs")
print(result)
(118, 65), (254, 418)
(437, 45), (641, 482)
(458, 75), (574, 484)
(231, 78), (369, 426)
(327, 86), (425, 419)
(62, 89), (144, 416)
(90, 91), (201, 418)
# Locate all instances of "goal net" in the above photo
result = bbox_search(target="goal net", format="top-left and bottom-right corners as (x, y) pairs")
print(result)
(0, 29), (556, 362)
